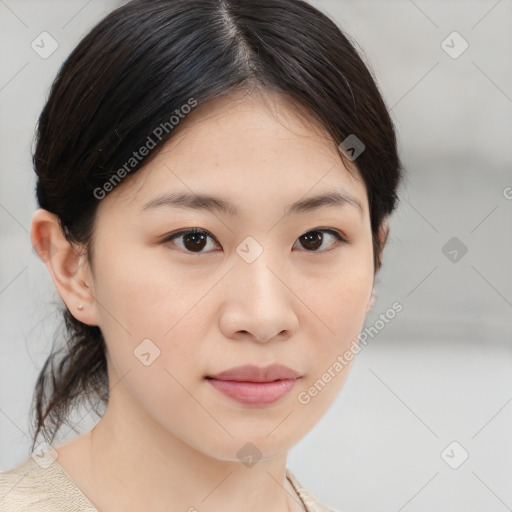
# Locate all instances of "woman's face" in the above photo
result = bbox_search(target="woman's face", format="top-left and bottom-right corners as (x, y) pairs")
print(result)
(83, 91), (375, 461)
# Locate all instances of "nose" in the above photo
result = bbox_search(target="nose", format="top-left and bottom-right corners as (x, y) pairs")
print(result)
(218, 252), (299, 343)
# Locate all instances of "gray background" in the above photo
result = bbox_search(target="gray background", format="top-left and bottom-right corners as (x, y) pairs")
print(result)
(1, 1), (511, 511)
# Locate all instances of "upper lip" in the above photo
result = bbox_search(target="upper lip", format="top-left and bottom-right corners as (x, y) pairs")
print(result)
(207, 364), (302, 382)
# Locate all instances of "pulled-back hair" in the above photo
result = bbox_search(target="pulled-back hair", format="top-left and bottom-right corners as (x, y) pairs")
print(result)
(29, 0), (403, 453)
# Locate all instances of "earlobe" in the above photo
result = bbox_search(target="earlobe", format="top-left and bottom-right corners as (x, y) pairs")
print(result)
(366, 288), (376, 312)
(30, 208), (99, 326)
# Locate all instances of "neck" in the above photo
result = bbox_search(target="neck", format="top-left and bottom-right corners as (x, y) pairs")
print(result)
(71, 372), (305, 512)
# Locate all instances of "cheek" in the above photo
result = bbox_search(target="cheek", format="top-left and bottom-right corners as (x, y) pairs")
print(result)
(294, 276), (371, 416)
(300, 249), (373, 331)
(296, 251), (373, 380)
(91, 242), (194, 338)
(92, 247), (216, 389)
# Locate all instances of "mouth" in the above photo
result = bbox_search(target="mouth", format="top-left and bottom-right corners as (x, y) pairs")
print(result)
(205, 377), (301, 406)
(205, 364), (303, 407)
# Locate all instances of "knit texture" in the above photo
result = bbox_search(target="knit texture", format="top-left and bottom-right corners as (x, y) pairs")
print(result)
(1, 450), (339, 512)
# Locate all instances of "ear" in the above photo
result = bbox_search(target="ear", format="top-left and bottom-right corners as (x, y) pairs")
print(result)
(30, 208), (100, 326)
(374, 216), (390, 272)
(378, 217), (389, 248)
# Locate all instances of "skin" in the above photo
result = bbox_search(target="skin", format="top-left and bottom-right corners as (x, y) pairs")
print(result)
(31, 89), (388, 512)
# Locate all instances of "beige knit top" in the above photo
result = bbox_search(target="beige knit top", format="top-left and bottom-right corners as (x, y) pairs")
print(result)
(0, 450), (339, 512)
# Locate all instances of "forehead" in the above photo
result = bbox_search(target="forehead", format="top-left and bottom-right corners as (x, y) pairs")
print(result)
(102, 90), (367, 217)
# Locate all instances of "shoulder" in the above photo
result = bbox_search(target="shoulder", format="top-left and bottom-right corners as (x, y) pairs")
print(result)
(0, 451), (97, 512)
(286, 468), (342, 512)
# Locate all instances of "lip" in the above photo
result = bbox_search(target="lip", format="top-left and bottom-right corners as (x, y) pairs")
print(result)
(206, 364), (302, 407)
(208, 364), (301, 382)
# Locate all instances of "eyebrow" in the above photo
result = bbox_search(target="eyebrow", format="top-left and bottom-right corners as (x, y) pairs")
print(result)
(141, 189), (363, 217)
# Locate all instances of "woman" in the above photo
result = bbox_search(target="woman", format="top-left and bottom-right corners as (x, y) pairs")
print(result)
(0, 0), (402, 510)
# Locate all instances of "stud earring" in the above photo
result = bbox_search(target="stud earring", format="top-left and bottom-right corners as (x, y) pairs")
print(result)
(77, 305), (84, 311)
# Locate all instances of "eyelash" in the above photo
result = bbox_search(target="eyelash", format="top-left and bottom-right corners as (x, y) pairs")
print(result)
(161, 228), (347, 255)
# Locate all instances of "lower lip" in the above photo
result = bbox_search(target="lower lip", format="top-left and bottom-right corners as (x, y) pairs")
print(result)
(206, 377), (300, 406)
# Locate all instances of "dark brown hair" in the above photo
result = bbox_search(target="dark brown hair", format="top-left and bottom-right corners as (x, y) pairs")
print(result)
(29, 0), (403, 453)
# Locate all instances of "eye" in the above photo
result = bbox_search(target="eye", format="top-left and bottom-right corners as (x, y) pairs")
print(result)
(163, 228), (219, 254)
(293, 228), (346, 253)
(162, 228), (347, 254)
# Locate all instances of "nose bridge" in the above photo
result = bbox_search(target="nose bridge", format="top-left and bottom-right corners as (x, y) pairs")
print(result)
(228, 235), (297, 329)
(217, 232), (301, 343)
(233, 240), (286, 307)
